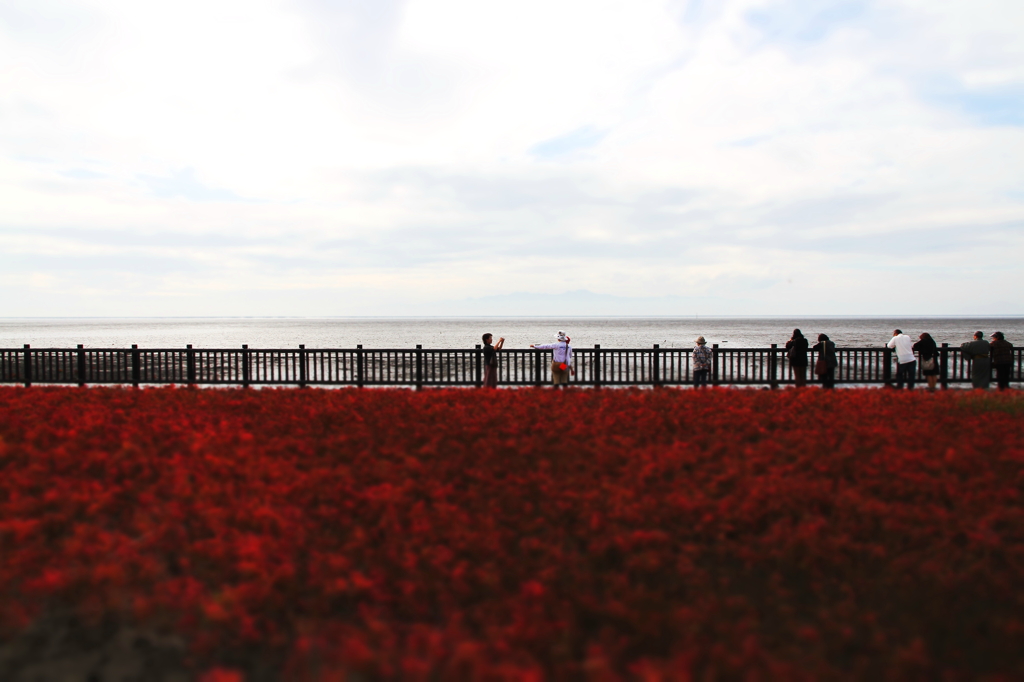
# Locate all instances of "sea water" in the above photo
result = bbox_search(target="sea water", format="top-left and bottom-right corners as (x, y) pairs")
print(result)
(1, 317), (1021, 350)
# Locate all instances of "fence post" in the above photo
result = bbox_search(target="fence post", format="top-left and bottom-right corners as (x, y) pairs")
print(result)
(131, 344), (140, 387)
(474, 344), (482, 388)
(652, 344), (661, 387)
(594, 344), (601, 388)
(415, 344), (423, 390)
(356, 345), (364, 388)
(535, 349), (543, 387)
(186, 344), (196, 386)
(77, 344), (86, 387)
(940, 343), (949, 390)
(883, 347), (892, 387)
(242, 344), (250, 388)
(769, 344), (778, 389)
(299, 345), (307, 388)
(711, 344), (719, 386)
(23, 344), (31, 388)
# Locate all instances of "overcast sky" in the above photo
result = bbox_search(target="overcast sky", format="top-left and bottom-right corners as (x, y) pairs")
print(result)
(2, 0), (1022, 316)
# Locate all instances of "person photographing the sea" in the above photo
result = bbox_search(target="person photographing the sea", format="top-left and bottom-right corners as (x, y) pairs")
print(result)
(531, 331), (574, 387)
(481, 333), (505, 389)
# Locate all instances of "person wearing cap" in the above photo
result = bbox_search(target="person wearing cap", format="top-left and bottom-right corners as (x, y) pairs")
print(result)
(989, 331), (1015, 391)
(692, 336), (712, 388)
(960, 332), (991, 389)
(886, 329), (917, 390)
(531, 331), (574, 387)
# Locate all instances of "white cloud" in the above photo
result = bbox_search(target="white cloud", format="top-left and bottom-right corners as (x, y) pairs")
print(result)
(0, 0), (1022, 316)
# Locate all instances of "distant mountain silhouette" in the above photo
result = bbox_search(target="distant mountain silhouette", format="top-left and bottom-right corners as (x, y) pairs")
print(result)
(415, 290), (752, 317)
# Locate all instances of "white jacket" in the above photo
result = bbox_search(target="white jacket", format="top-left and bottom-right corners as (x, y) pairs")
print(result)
(534, 342), (573, 366)
(886, 334), (916, 364)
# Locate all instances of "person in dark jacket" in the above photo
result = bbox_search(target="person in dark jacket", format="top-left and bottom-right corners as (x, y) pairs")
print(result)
(812, 333), (838, 389)
(961, 332), (991, 389)
(913, 332), (940, 392)
(990, 331), (1014, 391)
(481, 333), (505, 388)
(785, 328), (809, 387)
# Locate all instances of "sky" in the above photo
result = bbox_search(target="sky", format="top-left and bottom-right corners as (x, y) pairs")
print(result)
(1, 0), (1023, 317)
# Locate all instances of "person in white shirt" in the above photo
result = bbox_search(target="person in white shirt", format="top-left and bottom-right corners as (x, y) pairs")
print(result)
(531, 331), (574, 387)
(886, 329), (917, 390)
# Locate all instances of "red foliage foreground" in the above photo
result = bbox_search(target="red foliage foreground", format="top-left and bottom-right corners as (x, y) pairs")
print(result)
(0, 386), (1023, 680)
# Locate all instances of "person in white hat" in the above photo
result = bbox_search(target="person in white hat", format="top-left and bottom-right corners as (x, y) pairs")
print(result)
(692, 336), (711, 388)
(531, 331), (574, 387)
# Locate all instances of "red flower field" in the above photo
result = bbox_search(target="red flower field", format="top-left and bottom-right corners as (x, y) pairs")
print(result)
(0, 386), (1022, 680)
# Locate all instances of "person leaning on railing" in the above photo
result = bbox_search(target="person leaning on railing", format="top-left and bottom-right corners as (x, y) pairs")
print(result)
(812, 333), (838, 389)
(785, 329), (809, 387)
(989, 332), (1014, 391)
(961, 332), (991, 390)
(531, 331), (574, 388)
(692, 336), (711, 388)
(887, 329), (917, 390)
(913, 332), (940, 392)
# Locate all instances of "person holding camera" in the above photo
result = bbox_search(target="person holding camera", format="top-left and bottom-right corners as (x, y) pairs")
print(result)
(531, 331), (574, 387)
(481, 333), (505, 388)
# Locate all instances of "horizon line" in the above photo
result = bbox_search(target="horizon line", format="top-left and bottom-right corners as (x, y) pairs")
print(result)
(2, 315), (1024, 321)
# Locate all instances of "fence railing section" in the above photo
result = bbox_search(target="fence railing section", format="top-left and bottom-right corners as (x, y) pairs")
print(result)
(1, 343), (1020, 388)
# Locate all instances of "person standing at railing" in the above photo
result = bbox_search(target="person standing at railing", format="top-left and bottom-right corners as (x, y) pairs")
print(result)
(913, 332), (940, 392)
(481, 333), (505, 389)
(887, 329), (917, 390)
(531, 331), (574, 387)
(960, 332), (991, 389)
(812, 333), (838, 389)
(989, 332), (1014, 391)
(692, 336), (711, 388)
(785, 329), (809, 387)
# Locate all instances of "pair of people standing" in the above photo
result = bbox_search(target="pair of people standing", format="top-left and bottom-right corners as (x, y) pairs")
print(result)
(961, 331), (1015, 390)
(785, 329), (837, 388)
(886, 329), (941, 391)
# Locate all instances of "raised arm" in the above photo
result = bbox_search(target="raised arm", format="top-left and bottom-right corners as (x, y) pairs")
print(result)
(531, 343), (558, 350)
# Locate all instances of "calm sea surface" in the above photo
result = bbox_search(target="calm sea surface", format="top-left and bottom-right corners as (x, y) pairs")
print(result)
(1, 318), (1022, 350)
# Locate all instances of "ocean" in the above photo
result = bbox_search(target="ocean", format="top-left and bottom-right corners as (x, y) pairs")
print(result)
(1, 317), (1021, 350)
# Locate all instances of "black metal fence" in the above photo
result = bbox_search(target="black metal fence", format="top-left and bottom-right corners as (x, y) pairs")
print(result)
(1, 343), (1020, 388)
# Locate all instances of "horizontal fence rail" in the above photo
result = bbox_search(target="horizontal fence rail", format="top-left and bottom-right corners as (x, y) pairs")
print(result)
(2, 343), (1021, 389)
